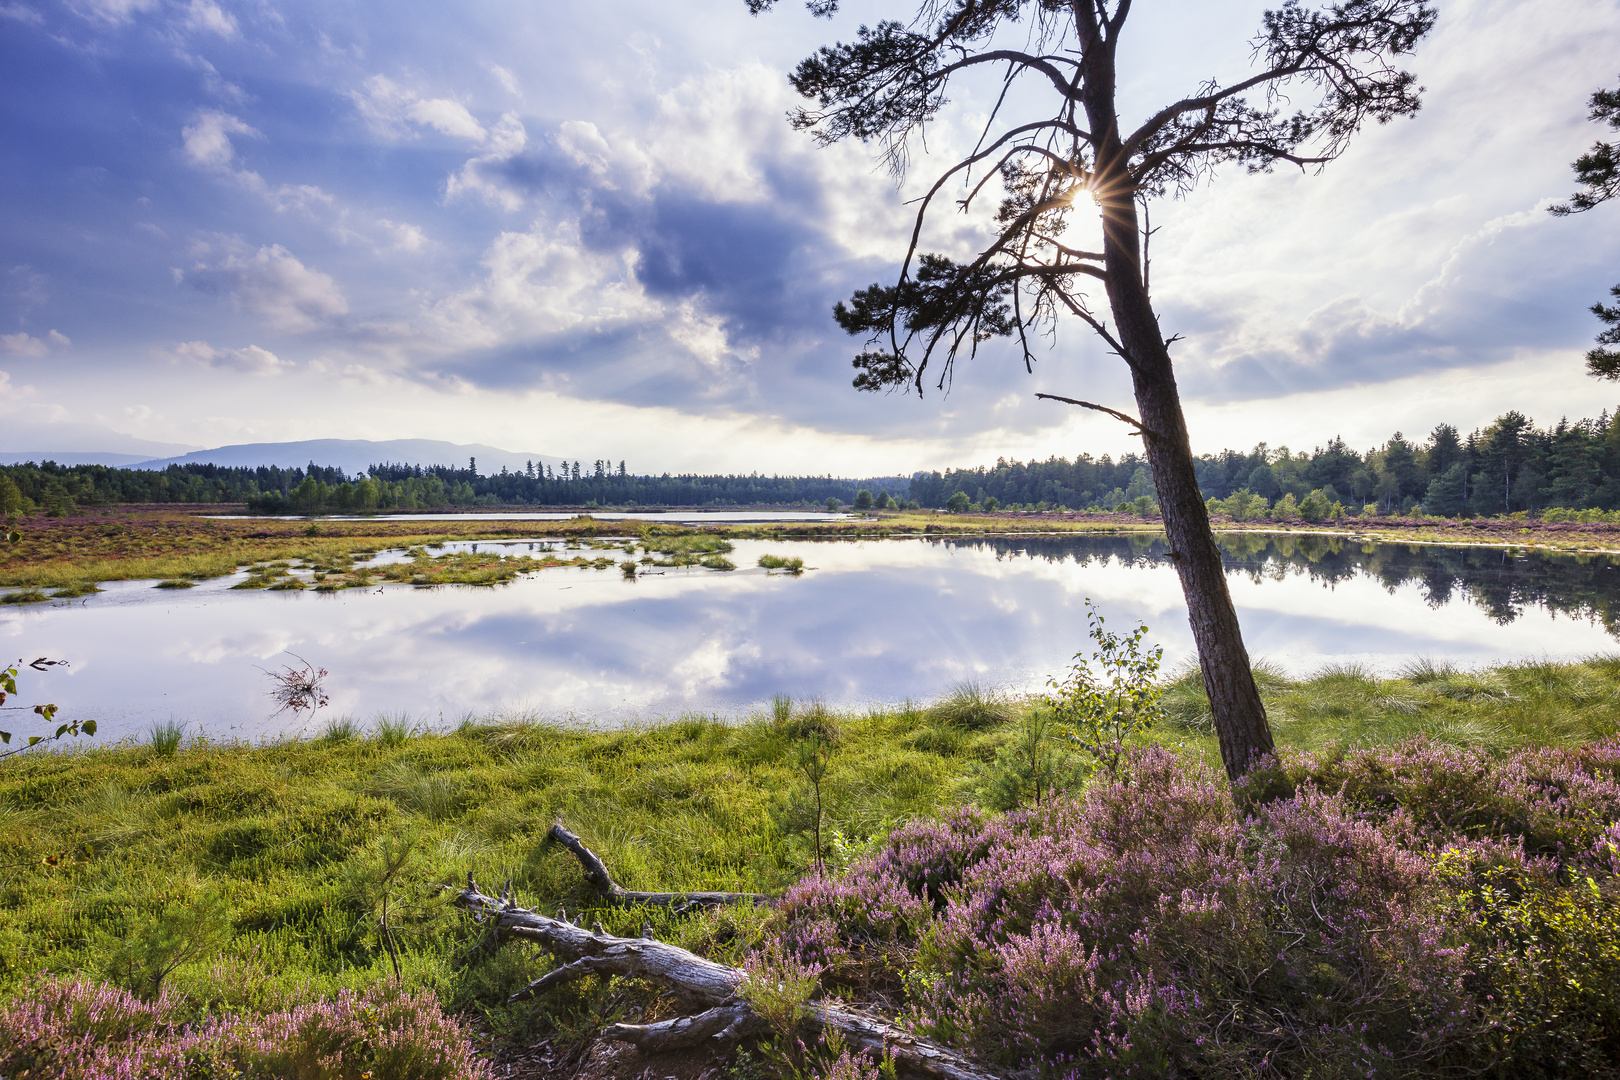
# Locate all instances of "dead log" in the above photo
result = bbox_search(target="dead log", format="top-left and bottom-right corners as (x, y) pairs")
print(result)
(454, 875), (1005, 1080)
(547, 821), (772, 909)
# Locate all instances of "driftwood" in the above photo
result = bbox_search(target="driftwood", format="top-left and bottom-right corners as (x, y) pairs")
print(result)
(454, 874), (1005, 1080)
(547, 821), (773, 909)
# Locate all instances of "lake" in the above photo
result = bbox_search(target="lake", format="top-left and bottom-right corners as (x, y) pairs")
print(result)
(5, 532), (1618, 743)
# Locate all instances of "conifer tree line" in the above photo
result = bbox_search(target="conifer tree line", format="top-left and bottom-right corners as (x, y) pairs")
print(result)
(910, 408), (1620, 518)
(0, 456), (909, 515)
(2, 409), (1617, 519)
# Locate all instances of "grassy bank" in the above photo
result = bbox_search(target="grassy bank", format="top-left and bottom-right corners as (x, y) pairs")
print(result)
(1, 660), (1616, 1027)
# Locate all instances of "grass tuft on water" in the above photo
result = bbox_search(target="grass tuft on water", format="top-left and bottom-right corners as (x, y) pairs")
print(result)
(757, 554), (805, 573)
(155, 579), (198, 589)
(149, 720), (185, 758)
(0, 588), (48, 605)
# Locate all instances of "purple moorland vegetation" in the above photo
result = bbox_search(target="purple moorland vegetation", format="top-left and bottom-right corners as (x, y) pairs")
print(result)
(0, 977), (493, 1080)
(781, 738), (1620, 1079)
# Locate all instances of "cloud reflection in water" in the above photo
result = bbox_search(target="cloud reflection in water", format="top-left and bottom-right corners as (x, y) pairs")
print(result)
(4, 534), (1618, 742)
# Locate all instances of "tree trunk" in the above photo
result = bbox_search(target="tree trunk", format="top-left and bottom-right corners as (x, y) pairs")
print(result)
(1082, 56), (1275, 780)
(1123, 310), (1275, 781)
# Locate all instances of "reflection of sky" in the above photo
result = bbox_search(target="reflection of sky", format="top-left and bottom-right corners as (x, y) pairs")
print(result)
(4, 537), (1618, 743)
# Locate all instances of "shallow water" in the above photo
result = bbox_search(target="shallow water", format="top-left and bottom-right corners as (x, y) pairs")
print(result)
(5, 533), (1619, 742)
(207, 511), (854, 523)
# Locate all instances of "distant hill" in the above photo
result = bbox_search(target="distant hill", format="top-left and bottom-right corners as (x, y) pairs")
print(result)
(128, 439), (567, 477)
(0, 451), (162, 467)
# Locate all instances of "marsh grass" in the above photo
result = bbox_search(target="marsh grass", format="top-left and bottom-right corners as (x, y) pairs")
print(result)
(148, 721), (185, 758)
(154, 579), (197, 589)
(0, 588), (47, 605)
(1161, 655), (1620, 756)
(928, 681), (1015, 730)
(757, 554), (805, 573)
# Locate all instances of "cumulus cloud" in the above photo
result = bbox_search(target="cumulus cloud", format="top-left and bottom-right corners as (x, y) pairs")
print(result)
(168, 340), (291, 374)
(443, 113), (529, 210)
(350, 75), (489, 142)
(0, 329), (70, 356)
(182, 109), (260, 171)
(181, 0), (237, 38)
(185, 242), (348, 332)
(179, 110), (339, 215)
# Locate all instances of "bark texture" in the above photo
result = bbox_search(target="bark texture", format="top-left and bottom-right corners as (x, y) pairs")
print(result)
(453, 875), (1004, 1080)
(1078, 28), (1274, 781)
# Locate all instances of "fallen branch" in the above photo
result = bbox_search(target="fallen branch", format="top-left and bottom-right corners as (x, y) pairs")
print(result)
(453, 875), (1005, 1080)
(548, 821), (772, 909)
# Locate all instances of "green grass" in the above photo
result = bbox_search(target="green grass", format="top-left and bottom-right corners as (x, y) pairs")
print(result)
(1, 661), (1616, 1041)
(1160, 656), (1620, 757)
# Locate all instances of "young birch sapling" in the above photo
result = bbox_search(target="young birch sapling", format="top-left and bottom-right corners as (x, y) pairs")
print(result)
(1045, 601), (1168, 779)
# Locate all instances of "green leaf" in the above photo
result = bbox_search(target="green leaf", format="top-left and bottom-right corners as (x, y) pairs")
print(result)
(0, 732), (9, 744)
(82, 719), (97, 736)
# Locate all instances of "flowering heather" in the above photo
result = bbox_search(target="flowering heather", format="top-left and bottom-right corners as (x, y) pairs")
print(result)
(0, 976), (493, 1080)
(773, 740), (1620, 1078)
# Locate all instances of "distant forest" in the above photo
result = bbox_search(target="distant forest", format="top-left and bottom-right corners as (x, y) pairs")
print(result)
(0, 408), (1615, 518)
(914, 409), (1620, 519)
(0, 456), (910, 514)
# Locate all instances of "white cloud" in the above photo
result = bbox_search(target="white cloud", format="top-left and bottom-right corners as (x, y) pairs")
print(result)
(351, 74), (489, 143)
(423, 218), (653, 348)
(65, 0), (157, 24)
(180, 110), (340, 215)
(444, 112), (528, 210)
(1, 329), (69, 356)
(181, 0), (237, 38)
(186, 243), (348, 333)
(407, 98), (486, 141)
(0, 4), (44, 25)
(380, 219), (427, 252)
(182, 108), (260, 170)
(168, 340), (291, 375)
(489, 64), (520, 98)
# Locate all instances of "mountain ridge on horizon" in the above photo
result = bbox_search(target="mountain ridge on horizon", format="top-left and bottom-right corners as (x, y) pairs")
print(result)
(0, 439), (568, 477)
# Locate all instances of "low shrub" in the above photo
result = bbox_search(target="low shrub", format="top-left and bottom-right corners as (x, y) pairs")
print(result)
(770, 739), (1620, 1077)
(0, 976), (491, 1080)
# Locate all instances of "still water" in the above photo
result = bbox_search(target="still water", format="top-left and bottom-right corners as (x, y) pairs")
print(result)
(5, 533), (1619, 742)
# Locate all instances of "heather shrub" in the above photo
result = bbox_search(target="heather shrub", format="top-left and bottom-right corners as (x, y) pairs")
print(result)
(0, 975), (492, 1080)
(772, 742), (1620, 1077)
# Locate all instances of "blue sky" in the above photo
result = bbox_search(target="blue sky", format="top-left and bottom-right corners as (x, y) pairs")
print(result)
(1, 0), (1617, 473)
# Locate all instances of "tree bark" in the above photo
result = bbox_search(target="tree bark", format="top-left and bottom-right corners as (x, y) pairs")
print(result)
(1081, 35), (1275, 782)
(453, 875), (1005, 1080)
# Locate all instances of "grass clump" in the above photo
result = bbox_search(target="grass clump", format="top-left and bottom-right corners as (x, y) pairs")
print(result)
(154, 579), (197, 589)
(0, 588), (47, 605)
(758, 554), (805, 573)
(148, 721), (185, 758)
(927, 681), (1014, 730)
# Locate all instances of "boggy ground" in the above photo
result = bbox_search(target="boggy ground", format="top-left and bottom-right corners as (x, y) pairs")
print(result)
(1, 662), (1618, 1077)
(6, 502), (1620, 594)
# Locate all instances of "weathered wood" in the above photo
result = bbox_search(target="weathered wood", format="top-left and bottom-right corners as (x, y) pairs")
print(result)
(548, 822), (773, 909)
(453, 875), (1005, 1080)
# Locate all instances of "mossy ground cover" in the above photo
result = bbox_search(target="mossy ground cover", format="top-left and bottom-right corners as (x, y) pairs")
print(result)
(1, 662), (1616, 1047)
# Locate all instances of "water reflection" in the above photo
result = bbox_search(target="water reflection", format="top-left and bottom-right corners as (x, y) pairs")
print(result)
(953, 533), (1620, 633)
(4, 533), (1617, 743)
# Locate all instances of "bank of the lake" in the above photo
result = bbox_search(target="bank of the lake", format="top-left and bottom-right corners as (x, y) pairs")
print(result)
(3, 661), (1619, 1077)
(9, 504), (1620, 593)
